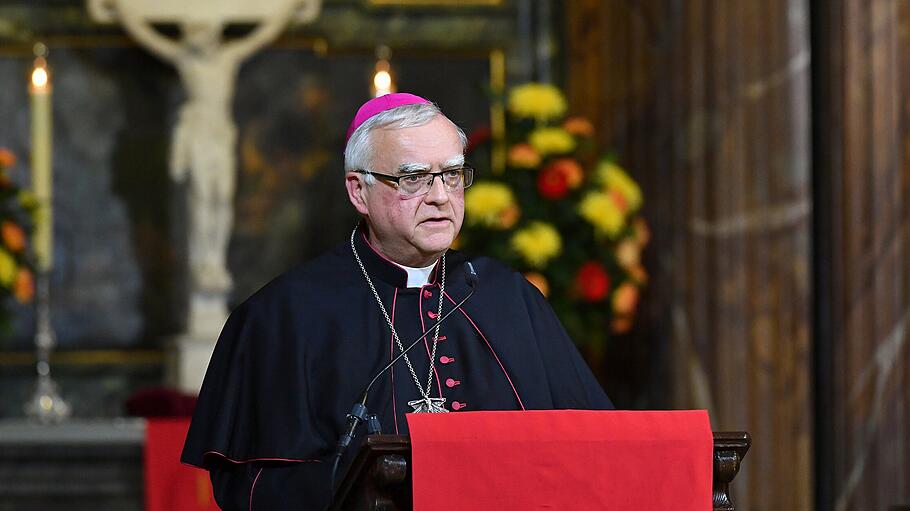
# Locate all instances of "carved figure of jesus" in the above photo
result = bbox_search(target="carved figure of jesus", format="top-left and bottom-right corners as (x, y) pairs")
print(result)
(107, 0), (318, 293)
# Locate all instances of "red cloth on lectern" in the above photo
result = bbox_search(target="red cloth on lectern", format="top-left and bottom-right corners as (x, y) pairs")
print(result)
(407, 410), (712, 511)
(145, 418), (219, 511)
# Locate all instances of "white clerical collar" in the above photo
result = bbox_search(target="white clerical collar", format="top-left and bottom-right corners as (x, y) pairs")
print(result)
(396, 261), (437, 288)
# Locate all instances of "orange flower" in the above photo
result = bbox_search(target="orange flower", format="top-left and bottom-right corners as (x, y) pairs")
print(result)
(14, 268), (34, 303)
(610, 189), (629, 214)
(507, 143), (541, 169)
(633, 218), (651, 246)
(0, 148), (16, 168)
(611, 316), (633, 334)
(498, 204), (521, 229)
(629, 264), (649, 285)
(524, 271), (550, 297)
(563, 116), (595, 137)
(1, 221), (26, 253)
(547, 158), (584, 189)
(612, 282), (640, 315)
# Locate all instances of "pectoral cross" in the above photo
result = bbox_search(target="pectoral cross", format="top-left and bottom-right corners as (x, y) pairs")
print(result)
(408, 397), (449, 413)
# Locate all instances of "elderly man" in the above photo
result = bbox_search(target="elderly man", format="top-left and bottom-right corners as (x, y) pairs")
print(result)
(182, 93), (612, 510)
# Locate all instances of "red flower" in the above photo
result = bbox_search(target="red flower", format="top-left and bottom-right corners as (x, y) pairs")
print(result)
(548, 158), (584, 189)
(575, 261), (611, 302)
(466, 125), (491, 154)
(537, 165), (569, 199)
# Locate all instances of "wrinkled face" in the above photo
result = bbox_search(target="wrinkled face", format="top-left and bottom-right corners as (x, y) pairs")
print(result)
(346, 116), (465, 267)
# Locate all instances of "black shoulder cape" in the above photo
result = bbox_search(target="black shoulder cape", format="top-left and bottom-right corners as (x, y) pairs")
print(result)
(182, 229), (612, 509)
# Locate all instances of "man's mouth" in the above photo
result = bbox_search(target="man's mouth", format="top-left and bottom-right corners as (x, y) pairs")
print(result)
(420, 217), (451, 225)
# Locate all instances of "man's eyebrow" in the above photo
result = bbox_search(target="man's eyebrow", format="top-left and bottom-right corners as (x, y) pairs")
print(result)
(397, 155), (465, 174)
(397, 163), (431, 174)
(441, 156), (466, 169)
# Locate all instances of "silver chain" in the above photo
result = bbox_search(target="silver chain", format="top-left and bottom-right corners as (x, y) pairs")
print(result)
(350, 228), (446, 401)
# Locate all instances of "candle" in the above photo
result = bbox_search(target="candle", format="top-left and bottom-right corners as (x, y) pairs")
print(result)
(29, 44), (52, 272)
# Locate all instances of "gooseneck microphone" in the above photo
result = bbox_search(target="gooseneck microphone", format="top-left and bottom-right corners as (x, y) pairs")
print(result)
(330, 261), (479, 493)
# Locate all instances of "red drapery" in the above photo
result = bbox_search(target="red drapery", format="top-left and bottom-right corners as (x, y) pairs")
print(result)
(145, 418), (219, 511)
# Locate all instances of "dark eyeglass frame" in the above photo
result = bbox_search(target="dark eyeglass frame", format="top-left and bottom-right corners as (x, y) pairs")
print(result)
(351, 166), (475, 197)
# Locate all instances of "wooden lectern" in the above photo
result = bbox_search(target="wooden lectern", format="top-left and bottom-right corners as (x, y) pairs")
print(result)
(330, 432), (751, 511)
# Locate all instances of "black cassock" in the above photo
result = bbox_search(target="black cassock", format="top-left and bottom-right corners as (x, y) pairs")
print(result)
(181, 227), (613, 510)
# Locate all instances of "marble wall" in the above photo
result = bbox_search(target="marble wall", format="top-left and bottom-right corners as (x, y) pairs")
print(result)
(814, 1), (910, 510)
(565, 0), (910, 510)
(565, 0), (813, 510)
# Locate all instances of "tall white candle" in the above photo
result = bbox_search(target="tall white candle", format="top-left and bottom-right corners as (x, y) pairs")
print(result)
(29, 50), (52, 272)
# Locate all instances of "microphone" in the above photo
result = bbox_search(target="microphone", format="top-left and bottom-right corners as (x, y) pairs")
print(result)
(330, 261), (479, 492)
(464, 261), (478, 288)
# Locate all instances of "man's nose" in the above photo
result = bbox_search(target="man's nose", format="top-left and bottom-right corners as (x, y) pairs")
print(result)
(423, 174), (450, 204)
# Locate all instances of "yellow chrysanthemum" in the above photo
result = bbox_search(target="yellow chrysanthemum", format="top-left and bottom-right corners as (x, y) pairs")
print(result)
(529, 128), (576, 157)
(0, 248), (17, 287)
(597, 161), (642, 211)
(511, 222), (562, 268)
(579, 191), (625, 238)
(507, 83), (567, 122)
(465, 182), (516, 228)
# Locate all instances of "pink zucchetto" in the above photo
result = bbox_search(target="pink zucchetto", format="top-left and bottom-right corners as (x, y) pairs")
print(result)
(345, 93), (431, 143)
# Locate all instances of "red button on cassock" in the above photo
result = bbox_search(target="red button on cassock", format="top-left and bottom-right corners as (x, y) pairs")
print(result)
(445, 378), (460, 388)
(439, 356), (455, 364)
(423, 290), (432, 299)
(452, 401), (466, 410)
(427, 311), (439, 319)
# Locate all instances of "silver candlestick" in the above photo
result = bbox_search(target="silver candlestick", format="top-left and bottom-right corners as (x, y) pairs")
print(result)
(24, 271), (70, 422)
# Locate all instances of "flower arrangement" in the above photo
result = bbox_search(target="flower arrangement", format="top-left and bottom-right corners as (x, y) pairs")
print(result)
(0, 148), (36, 331)
(460, 83), (649, 346)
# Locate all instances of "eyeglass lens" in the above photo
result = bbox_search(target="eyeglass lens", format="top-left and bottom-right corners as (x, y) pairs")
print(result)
(399, 168), (474, 197)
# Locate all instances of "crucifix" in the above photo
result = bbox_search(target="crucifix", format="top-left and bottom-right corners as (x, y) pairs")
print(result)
(88, 0), (322, 391)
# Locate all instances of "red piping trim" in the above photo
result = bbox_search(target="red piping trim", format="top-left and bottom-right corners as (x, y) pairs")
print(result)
(249, 467), (263, 511)
(362, 231), (407, 269)
(390, 288), (400, 434)
(419, 284), (444, 397)
(443, 291), (526, 410)
(200, 451), (321, 465)
(361, 229), (442, 286)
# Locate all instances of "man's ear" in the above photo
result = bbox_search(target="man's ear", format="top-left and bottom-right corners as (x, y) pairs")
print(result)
(345, 172), (370, 216)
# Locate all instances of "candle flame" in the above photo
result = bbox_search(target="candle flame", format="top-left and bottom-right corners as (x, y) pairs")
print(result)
(31, 66), (48, 89)
(372, 59), (394, 97)
(374, 71), (392, 95)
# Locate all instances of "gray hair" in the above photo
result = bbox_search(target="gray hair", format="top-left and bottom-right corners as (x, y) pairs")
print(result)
(344, 102), (468, 184)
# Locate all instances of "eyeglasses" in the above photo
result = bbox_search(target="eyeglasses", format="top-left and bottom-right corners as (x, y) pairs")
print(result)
(353, 167), (475, 198)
